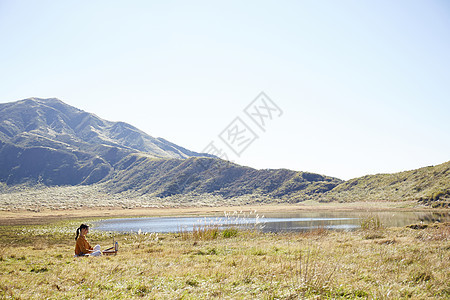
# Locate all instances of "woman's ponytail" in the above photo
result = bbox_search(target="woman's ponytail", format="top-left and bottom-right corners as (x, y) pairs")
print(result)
(75, 224), (89, 241)
(75, 227), (80, 241)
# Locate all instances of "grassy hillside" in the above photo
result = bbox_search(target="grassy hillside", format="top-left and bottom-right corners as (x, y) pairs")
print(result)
(318, 161), (450, 207)
(105, 154), (343, 200)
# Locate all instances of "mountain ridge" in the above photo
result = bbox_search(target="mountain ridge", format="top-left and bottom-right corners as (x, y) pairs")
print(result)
(0, 97), (208, 158)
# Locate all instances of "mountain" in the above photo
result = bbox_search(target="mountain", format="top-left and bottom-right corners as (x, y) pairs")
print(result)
(319, 161), (450, 207)
(0, 97), (342, 200)
(0, 98), (212, 186)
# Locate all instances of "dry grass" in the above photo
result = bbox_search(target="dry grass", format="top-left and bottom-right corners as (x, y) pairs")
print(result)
(0, 220), (449, 299)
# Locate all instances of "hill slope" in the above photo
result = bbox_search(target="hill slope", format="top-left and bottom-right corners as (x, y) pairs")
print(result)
(319, 161), (450, 207)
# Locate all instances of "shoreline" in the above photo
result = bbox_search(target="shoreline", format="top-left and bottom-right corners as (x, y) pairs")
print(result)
(0, 200), (445, 226)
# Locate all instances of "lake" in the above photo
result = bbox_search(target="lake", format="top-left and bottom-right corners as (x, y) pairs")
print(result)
(93, 211), (449, 233)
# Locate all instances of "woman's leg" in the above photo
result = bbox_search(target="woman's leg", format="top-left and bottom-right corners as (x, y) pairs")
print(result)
(89, 245), (102, 256)
(90, 250), (101, 256)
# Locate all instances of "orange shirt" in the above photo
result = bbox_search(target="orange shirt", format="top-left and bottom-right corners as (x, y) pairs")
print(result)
(75, 235), (93, 256)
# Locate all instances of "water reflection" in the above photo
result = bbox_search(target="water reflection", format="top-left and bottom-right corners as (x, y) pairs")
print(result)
(93, 211), (449, 233)
(261, 218), (359, 233)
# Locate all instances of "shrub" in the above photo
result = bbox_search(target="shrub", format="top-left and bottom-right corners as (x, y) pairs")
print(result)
(360, 214), (383, 231)
(360, 214), (384, 239)
(222, 227), (239, 238)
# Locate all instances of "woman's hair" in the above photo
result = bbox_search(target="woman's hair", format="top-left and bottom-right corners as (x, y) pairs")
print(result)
(75, 224), (89, 241)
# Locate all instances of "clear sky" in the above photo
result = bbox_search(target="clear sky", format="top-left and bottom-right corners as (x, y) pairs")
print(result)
(1, 1), (449, 180)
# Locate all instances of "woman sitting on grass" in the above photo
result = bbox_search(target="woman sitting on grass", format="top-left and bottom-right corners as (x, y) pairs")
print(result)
(74, 224), (102, 257)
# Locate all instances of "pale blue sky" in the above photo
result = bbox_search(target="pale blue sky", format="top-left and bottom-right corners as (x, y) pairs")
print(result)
(1, 1), (449, 179)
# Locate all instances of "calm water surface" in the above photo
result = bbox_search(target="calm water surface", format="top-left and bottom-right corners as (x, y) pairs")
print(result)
(93, 211), (449, 233)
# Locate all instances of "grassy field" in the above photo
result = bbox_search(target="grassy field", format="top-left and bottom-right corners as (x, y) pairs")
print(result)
(0, 213), (449, 299)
